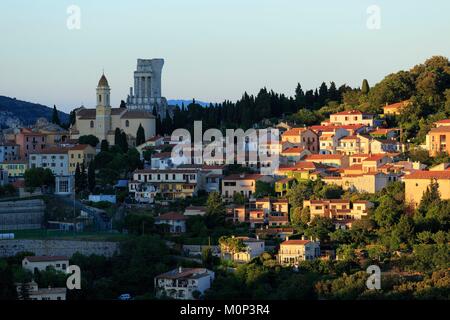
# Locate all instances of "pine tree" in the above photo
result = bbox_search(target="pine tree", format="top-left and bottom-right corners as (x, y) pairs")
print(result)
(361, 79), (370, 95)
(418, 179), (441, 213)
(88, 161), (96, 192)
(119, 100), (127, 108)
(136, 123), (145, 146)
(52, 105), (61, 125)
(295, 83), (305, 106)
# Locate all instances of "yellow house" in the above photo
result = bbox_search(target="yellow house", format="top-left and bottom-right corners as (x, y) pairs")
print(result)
(403, 170), (450, 207)
(0, 160), (28, 178)
(68, 144), (96, 174)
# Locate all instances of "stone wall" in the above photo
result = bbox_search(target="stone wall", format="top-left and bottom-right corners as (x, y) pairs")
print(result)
(0, 239), (119, 257)
(0, 199), (45, 230)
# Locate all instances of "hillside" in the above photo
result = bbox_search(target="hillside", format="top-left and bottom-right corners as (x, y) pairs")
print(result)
(0, 96), (69, 129)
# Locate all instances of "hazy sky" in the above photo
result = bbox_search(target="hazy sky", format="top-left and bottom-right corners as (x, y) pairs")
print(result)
(1, 0), (449, 112)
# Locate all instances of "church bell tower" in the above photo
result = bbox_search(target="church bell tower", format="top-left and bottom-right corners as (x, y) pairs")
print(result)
(96, 73), (112, 141)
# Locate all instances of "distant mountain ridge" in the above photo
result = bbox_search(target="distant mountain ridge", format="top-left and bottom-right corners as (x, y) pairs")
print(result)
(0, 96), (69, 129)
(168, 99), (212, 107)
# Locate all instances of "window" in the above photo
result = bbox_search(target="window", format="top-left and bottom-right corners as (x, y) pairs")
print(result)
(126, 120), (130, 127)
(90, 121), (94, 128)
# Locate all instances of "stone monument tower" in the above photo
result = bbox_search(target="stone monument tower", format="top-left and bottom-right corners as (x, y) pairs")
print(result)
(126, 58), (169, 118)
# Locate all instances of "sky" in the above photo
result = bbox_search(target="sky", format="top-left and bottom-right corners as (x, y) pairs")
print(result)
(0, 0), (449, 113)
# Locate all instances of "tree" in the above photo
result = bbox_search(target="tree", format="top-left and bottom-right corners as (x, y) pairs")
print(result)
(100, 139), (109, 152)
(120, 132), (129, 153)
(254, 181), (275, 198)
(24, 168), (55, 192)
(79, 135), (99, 148)
(418, 179), (441, 213)
(361, 79), (370, 95)
(51, 105), (61, 125)
(119, 100), (127, 108)
(74, 163), (82, 192)
(114, 128), (121, 146)
(205, 192), (226, 228)
(136, 124), (146, 146)
(219, 236), (246, 257)
(88, 161), (96, 192)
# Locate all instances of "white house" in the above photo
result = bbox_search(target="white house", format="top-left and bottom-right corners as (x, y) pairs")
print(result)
(221, 236), (266, 263)
(16, 281), (66, 300)
(277, 238), (321, 266)
(22, 256), (69, 273)
(29, 148), (70, 176)
(154, 267), (215, 300)
(155, 212), (187, 233)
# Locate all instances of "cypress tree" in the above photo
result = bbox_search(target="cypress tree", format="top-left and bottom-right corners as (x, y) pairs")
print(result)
(136, 123), (145, 146)
(52, 105), (61, 125)
(88, 161), (96, 192)
(114, 128), (121, 146)
(100, 139), (109, 152)
(74, 163), (81, 192)
(361, 79), (370, 95)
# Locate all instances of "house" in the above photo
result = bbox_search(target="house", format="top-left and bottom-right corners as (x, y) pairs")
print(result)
(136, 135), (164, 157)
(16, 281), (66, 300)
(155, 212), (187, 233)
(303, 199), (373, 228)
(150, 152), (173, 169)
(304, 154), (349, 168)
(329, 110), (375, 127)
(0, 169), (9, 186)
(253, 197), (289, 223)
(29, 147), (70, 176)
(281, 128), (319, 153)
(336, 134), (372, 155)
(221, 173), (274, 199)
(323, 172), (395, 194)
(130, 168), (201, 199)
(275, 177), (295, 196)
(403, 170), (450, 207)
(220, 236), (265, 263)
(184, 206), (207, 216)
(370, 138), (404, 154)
(22, 256), (69, 273)
(15, 128), (47, 160)
(383, 100), (411, 115)
(249, 209), (265, 228)
(425, 126), (450, 156)
(369, 128), (400, 140)
(280, 146), (311, 164)
(277, 238), (321, 266)
(434, 119), (450, 128)
(67, 144), (96, 174)
(255, 227), (294, 240)
(0, 142), (20, 162)
(0, 160), (28, 179)
(226, 204), (247, 223)
(154, 267), (215, 300)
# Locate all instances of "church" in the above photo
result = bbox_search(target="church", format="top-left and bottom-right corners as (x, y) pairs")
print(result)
(70, 74), (156, 146)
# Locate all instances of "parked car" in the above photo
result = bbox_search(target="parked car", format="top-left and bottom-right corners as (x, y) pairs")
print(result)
(118, 293), (132, 300)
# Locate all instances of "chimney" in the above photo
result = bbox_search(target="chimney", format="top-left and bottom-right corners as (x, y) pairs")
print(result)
(178, 266), (182, 273)
(286, 236), (289, 241)
(256, 235), (259, 240)
(301, 235), (305, 240)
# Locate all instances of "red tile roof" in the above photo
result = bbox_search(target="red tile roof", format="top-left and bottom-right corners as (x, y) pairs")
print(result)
(281, 240), (311, 245)
(383, 100), (410, 110)
(156, 212), (187, 221)
(332, 110), (367, 116)
(282, 128), (307, 136)
(403, 170), (450, 180)
(25, 256), (68, 262)
(305, 154), (345, 160)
